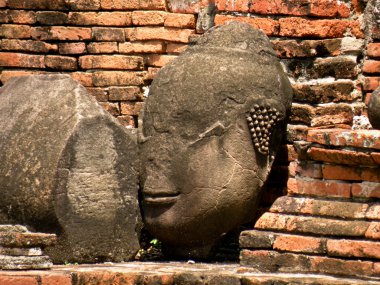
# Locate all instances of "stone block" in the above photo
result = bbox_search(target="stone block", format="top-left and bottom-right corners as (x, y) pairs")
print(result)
(0, 75), (141, 263)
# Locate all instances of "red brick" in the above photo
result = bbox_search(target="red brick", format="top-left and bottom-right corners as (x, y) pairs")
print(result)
(323, 164), (380, 182)
(166, 43), (187, 54)
(308, 147), (376, 166)
(100, 102), (120, 116)
(36, 11), (68, 25)
(311, 104), (354, 127)
(290, 103), (314, 125)
(239, 230), (275, 248)
(363, 76), (380, 91)
(92, 27), (125, 41)
(6, 0), (68, 10)
(1, 10), (36, 24)
(117, 115), (135, 128)
(45, 55), (77, 71)
(296, 162), (322, 179)
(59, 42), (86, 55)
(87, 87), (108, 102)
(311, 56), (358, 80)
(272, 39), (341, 58)
(273, 235), (325, 254)
(93, 71), (146, 86)
(0, 0), (6, 7)
(366, 204), (380, 220)
(270, 196), (368, 219)
(126, 27), (194, 43)
(310, 255), (376, 278)
(120, 102), (144, 115)
(0, 52), (44, 68)
(167, 0), (209, 13)
(87, 42), (118, 54)
(363, 60), (380, 74)
(132, 11), (166, 26)
(119, 41), (165, 54)
(365, 222), (380, 240)
(40, 273), (72, 285)
(0, 70), (43, 84)
(69, 12), (132, 26)
(368, 43), (380, 58)
(327, 239), (380, 259)
(33, 27), (91, 41)
(287, 177), (351, 198)
(0, 276), (38, 285)
(79, 55), (144, 70)
(214, 15), (279, 36)
(286, 125), (308, 143)
(0, 39), (58, 53)
(0, 232), (56, 247)
(145, 54), (176, 67)
(215, 0), (249, 12)
(164, 13), (195, 28)
(255, 213), (369, 237)
(240, 250), (312, 273)
(100, 0), (166, 10)
(0, 24), (33, 39)
(70, 72), (93, 87)
(146, 67), (160, 80)
(310, 0), (350, 18)
(307, 129), (380, 150)
(109, 86), (142, 101)
(249, 0), (349, 18)
(372, 152), (380, 164)
(279, 18), (363, 38)
(352, 182), (380, 198)
(292, 81), (356, 104)
(67, 0), (100, 10)
(76, 271), (141, 285)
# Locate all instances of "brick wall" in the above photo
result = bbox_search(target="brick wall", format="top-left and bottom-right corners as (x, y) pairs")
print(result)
(0, 0), (377, 129)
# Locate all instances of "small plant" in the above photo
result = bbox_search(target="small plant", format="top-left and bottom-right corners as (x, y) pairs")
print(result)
(150, 238), (161, 248)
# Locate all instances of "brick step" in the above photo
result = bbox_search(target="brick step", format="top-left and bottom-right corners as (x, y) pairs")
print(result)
(287, 177), (380, 199)
(240, 250), (380, 280)
(0, 231), (56, 248)
(240, 230), (380, 260)
(307, 129), (380, 150)
(0, 255), (52, 270)
(1, 262), (380, 285)
(255, 212), (380, 240)
(269, 196), (380, 220)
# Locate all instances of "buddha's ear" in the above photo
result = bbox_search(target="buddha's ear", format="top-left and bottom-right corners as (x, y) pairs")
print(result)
(245, 102), (282, 155)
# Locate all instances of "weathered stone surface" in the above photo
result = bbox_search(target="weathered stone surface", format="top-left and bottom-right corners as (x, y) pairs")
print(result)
(368, 86), (380, 129)
(0, 255), (52, 270)
(140, 22), (293, 258)
(0, 75), (141, 263)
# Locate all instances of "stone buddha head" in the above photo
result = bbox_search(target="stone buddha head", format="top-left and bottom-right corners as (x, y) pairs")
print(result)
(140, 22), (293, 258)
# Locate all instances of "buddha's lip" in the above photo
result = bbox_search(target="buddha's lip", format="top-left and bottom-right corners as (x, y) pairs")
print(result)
(143, 190), (180, 205)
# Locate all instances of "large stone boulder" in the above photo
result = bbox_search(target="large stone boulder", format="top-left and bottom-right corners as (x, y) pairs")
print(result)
(140, 22), (293, 258)
(368, 86), (380, 129)
(0, 75), (141, 263)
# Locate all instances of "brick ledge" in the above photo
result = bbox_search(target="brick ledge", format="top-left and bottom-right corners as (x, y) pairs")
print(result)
(1, 262), (379, 285)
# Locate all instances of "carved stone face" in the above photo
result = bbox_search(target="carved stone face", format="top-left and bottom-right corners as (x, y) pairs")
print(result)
(140, 22), (293, 258)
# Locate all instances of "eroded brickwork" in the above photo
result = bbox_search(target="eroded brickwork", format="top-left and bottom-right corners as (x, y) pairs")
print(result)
(0, 0), (376, 129)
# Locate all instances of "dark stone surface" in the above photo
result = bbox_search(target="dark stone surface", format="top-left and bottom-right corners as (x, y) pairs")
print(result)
(0, 75), (141, 263)
(140, 22), (293, 258)
(368, 87), (380, 129)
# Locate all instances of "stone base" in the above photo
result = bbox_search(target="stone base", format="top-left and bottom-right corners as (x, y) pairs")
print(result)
(0, 262), (379, 284)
